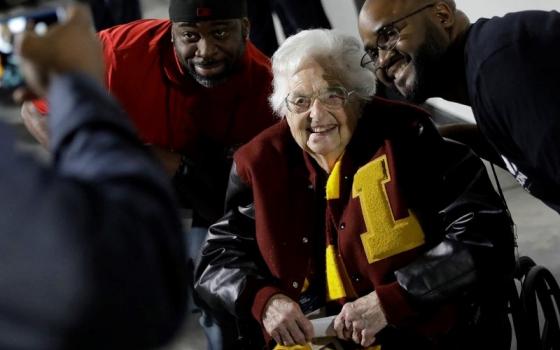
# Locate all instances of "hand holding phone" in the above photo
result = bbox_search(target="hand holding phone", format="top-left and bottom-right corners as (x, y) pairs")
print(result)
(0, 3), (67, 92)
(14, 3), (104, 97)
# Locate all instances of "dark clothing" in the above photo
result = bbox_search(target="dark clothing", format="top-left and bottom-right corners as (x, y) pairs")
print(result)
(90, 0), (142, 31)
(354, 0), (365, 13)
(464, 10), (560, 213)
(196, 98), (515, 349)
(0, 73), (187, 349)
(247, 0), (331, 57)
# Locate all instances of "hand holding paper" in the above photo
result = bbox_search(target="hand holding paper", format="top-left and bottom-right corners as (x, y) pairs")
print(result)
(333, 291), (387, 347)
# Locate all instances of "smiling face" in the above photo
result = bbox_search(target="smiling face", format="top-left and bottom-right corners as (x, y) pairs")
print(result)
(285, 59), (361, 172)
(359, 0), (449, 102)
(171, 18), (248, 87)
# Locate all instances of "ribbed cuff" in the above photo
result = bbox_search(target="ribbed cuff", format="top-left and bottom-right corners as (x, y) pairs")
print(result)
(251, 286), (285, 325)
(375, 281), (416, 327)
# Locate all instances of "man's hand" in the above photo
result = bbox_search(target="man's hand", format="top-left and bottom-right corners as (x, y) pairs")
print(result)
(333, 291), (387, 347)
(16, 3), (104, 97)
(20, 101), (49, 148)
(149, 145), (181, 177)
(262, 294), (314, 346)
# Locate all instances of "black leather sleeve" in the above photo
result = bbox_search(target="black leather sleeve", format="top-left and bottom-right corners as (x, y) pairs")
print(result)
(394, 119), (516, 305)
(194, 163), (274, 320)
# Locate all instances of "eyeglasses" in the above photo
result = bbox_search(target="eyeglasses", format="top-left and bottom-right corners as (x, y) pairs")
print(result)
(284, 86), (354, 114)
(360, 3), (435, 68)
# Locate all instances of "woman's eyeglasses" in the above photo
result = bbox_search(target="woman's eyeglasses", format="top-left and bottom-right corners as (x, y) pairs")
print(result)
(285, 86), (354, 114)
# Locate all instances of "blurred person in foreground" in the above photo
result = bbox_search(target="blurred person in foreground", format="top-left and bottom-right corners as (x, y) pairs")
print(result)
(0, 3), (187, 349)
(19, 1), (276, 347)
(195, 29), (515, 349)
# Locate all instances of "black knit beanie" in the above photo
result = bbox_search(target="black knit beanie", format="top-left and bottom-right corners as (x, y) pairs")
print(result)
(169, 0), (247, 22)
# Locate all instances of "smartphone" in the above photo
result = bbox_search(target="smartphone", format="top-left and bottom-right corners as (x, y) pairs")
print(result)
(0, 2), (66, 91)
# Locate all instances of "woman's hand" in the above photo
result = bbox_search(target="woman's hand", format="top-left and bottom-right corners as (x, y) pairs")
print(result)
(333, 291), (388, 347)
(262, 294), (314, 346)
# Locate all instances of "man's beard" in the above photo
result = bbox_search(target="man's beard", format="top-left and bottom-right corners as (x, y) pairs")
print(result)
(179, 42), (246, 88)
(185, 63), (231, 88)
(405, 25), (447, 103)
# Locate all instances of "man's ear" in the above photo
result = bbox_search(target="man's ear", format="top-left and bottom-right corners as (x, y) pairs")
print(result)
(241, 17), (250, 40)
(433, 1), (455, 28)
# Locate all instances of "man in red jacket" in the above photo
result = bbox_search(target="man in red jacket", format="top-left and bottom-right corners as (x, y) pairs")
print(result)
(21, 0), (277, 348)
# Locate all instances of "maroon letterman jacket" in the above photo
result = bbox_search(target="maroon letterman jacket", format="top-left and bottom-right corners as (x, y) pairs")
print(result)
(195, 97), (515, 347)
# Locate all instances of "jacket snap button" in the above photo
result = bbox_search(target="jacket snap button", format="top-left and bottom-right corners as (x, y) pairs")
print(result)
(353, 275), (360, 283)
(292, 281), (299, 289)
(339, 223), (346, 230)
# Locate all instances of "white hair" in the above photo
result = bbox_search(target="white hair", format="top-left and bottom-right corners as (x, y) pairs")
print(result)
(269, 29), (377, 117)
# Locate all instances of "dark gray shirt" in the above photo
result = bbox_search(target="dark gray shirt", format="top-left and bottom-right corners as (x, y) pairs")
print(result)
(0, 73), (187, 349)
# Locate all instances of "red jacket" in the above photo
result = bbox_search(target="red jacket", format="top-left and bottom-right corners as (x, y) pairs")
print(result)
(34, 20), (277, 224)
(38, 19), (276, 158)
(98, 19), (277, 156)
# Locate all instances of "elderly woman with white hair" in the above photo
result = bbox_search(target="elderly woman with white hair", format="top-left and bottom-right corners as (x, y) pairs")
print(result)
(195, 29), (515, 349)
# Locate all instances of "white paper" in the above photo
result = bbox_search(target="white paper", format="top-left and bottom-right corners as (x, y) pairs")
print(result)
(311, 315), (337, 338)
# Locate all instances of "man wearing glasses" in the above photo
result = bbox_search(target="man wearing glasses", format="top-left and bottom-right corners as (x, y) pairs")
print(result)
(358, 0), (560, 215)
